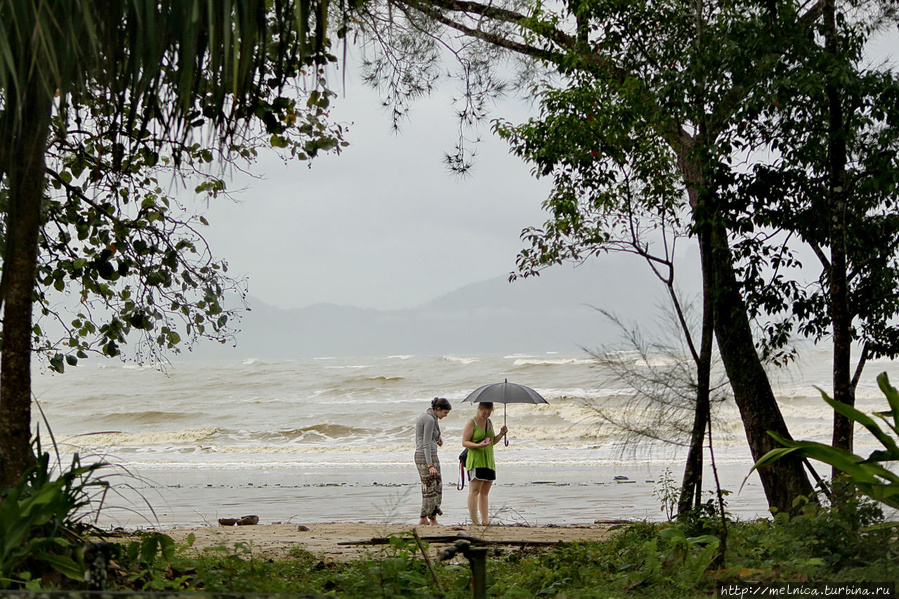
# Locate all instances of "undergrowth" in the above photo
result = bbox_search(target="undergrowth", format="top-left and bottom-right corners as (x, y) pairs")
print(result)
(101, 493), (898, 599)
(3, 445), (898, 597)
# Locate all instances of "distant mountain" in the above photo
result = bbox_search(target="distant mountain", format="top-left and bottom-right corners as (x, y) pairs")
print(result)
(187, 255), (701, 359)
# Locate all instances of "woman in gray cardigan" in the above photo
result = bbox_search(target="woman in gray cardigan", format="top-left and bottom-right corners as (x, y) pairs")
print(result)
(414, 397), (452, 525)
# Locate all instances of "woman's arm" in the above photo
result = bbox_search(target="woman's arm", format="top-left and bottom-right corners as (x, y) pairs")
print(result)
(488, 420), (508, 445)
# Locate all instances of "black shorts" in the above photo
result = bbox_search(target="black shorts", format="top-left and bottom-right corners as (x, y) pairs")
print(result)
(467, 468), (496, 482)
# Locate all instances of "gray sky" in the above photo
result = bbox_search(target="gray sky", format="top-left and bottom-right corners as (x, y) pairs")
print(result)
(200, 58), (554, 311)
(198, 33), (899, 314)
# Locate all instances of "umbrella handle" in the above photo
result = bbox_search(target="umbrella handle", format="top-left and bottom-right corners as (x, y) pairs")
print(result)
(504, 404), (509, 446)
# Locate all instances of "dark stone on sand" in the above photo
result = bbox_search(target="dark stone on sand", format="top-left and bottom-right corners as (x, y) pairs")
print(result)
(297, 525), (311, 531)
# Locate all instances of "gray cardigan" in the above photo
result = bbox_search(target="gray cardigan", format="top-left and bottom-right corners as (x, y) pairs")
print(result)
(415, 411), (441, 465)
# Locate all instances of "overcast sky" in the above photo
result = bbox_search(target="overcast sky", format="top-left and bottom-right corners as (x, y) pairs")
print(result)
(197, 32), (899, 313)
(199, 51), (555, 312)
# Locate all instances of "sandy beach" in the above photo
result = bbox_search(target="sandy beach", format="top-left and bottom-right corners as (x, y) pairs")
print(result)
(126, 521), (619, 562)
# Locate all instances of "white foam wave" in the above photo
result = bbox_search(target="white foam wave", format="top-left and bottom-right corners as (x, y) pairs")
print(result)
(445, 356), (480, 364)
(59, 427), (219, 449)
(512, 358), (594, 366)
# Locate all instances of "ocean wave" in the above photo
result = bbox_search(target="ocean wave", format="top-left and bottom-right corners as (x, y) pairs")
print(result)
(249, 424), (370, 442)
(512, 358), (594, 366)
(444, 356), (480, 364)
(91, 411), (207, 425)
(59, 427), (220, 450)
(33, 351), (870, 472)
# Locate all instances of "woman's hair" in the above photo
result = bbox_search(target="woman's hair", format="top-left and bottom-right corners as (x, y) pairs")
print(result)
(478, 402), (494, 410)
(432, 397), (452, 411)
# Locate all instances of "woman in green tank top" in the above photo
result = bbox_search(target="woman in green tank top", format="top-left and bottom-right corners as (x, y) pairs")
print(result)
(461, 402), (508, 525)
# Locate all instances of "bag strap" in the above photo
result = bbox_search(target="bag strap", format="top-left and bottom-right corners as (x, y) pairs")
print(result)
(457, 460), (465, 491)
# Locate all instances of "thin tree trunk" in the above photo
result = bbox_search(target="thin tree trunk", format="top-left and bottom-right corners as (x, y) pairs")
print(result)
(823, 0), (854, 470)
(0, 78), (53, 489)
(678, 224), (714, 517)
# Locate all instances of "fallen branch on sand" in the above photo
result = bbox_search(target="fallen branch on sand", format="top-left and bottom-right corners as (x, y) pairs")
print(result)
(218, 515), (260, 526)
(338, 533), (562, 547)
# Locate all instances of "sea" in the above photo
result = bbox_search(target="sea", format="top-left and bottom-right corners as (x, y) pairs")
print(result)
(30, 347), (898, 529)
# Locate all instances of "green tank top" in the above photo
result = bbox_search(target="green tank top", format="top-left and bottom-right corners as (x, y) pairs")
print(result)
(465, 418), (495, 471)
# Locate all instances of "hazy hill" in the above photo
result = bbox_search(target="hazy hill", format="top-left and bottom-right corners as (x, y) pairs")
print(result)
(186, 253), (700, 359)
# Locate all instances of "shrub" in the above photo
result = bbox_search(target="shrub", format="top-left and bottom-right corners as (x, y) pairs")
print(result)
(0, 443), (108, 589)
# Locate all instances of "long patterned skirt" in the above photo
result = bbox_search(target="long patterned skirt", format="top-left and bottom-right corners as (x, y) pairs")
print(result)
(414, 451), (443, 519)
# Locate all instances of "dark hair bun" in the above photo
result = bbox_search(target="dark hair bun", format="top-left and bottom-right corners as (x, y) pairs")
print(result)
(432, 397), (452, 410)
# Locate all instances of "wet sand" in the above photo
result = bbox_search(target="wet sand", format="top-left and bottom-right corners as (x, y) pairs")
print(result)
(92, 460), (772, 530)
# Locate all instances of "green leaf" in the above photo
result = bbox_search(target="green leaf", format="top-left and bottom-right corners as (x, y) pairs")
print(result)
(877, 372), (899, 432)
(49, 354), (65, 374)
(819, 389), (899, 457)
(35, 553), (83, 581)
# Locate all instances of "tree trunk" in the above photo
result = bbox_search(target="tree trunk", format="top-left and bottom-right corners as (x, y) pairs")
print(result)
(678, 145), (813, 515)
(706, 221), (814, 513)
(678, 224), (715, 517)
(823, 0), (854, 471)
(676, 338), (711, 516)
(0, 78), (53, 489)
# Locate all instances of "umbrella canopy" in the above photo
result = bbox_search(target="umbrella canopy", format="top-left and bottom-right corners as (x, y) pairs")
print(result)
(462, 379), (548, 445)
(463, 379), (549, 405)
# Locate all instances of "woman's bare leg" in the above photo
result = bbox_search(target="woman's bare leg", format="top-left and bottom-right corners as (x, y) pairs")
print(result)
(478, 480), (493, 525)
(468, 480), (484, 524)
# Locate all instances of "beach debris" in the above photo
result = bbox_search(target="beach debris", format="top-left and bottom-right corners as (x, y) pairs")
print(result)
(297, 525), (311, 531)
(594, 519), (631, 526)
(440, 540), (488, 599)
(217, 515), (260, 526)
(339, 533), (561, 547)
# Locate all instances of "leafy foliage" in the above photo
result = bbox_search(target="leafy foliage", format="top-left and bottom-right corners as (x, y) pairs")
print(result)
(0, 0), (348, 487)
(715, 28), (899, 363)
(0, 442), (108, 589)
(29, 73), (346, 368)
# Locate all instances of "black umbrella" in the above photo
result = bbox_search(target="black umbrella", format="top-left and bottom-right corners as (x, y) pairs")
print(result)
(462, 378), (549, 445)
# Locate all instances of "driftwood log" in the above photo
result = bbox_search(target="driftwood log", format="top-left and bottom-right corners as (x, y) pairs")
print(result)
(217, 515), (259, 526)
(337, 534), (561, 547)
